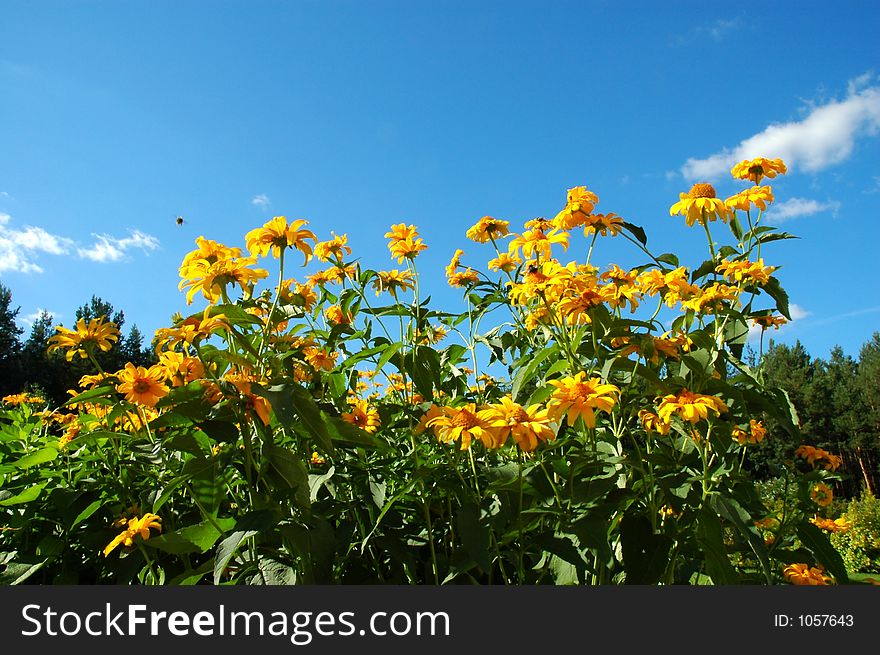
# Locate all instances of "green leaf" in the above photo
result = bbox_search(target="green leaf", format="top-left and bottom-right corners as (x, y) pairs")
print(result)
(309, 466), (336, 502)
(713, 496), (772, 583)
(375, 342), (402, 374)
(656, 253), (680, 268)
(145, 519), (234, 555)
(259, 384), (334, 455)
(407, 346), (441, 399)
(71, 499), (106, 528)
(264, 445), (310, 509)
(214, 530), (258, 585)
(621, 221), (647, 246)
(62, 385), (115, 408)
(728, 214), (744, 241)
(696, 506), (738, 585)
(0, 558), (47, 585)
(197, 419), (240, 443)
(457, 503), (491, 572)
(0, 482), (48, 506)
(13, 446), (58, 469)
(797, 522), (850, 584)
(620, 513), (672, 584)
(762, 276), (791, 320)
(511, 347), (554, 402)
(184, 457), (224, 517)
(324, 415), (387, 449)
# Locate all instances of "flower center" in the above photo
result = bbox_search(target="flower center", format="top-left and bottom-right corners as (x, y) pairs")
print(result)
(511, 407), (530, 423)
(451, 409), (477, 429)
(133, 380), (151, 394)
(687, 183), (716, 199)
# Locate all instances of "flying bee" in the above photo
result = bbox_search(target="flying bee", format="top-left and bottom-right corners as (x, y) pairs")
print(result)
(175, 215), (185, 226)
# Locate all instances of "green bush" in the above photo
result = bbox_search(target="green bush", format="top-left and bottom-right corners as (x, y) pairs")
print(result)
(831, 492), (880, 574)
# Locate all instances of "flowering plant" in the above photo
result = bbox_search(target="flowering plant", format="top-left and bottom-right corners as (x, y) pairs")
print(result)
(0, 157), (856, 585)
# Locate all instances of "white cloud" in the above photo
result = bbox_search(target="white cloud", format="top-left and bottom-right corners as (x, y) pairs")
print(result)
(0, 212), (74, 273)
(21, 309), (58, 327)
(0, 212), (159, 273)
(681, 77), (880, 181)
(674, 18), (743, 45)
(77, 230), (160, 263)
(764, 197), (841, 224)
(251, 194), (271, 207)
(703, 18), (742, 41)
(0, 191), (9, 198)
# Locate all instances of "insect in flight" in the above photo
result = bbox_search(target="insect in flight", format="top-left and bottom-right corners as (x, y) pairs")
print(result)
(175, 215), (185, 226)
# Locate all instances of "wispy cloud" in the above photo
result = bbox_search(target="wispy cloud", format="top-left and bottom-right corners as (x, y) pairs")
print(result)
(764, 197), (841, 224)
(0, 212), (160, 273)
(21, 308), (59, 328)
(77, 230), (160, 263)
(802, 305), (880, 329)
(0, 212), (74, 273)
(674, 18), (743, 45)
(251, 194), (271, 208)
(681, 75), (880, 181)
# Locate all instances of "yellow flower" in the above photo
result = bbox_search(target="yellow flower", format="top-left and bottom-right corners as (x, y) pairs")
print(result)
(103, 513), (162, 557)
(389, 237), (428, 263)
(639, 409), (670, 436)
(227, 376), (273, 426)
(154, 310), (228, 351)
(325, 305), (353, 326)
(681, 283), (740, 314)
(552, 186), (599, 230)
(669, 183), (730, 227)
(547, 372), (620, 428)
(508, 226), (569, 260)
(371, 269), (415, 296)
(584, 212), (624, 237)
(810, 483), (833, 507)
(656, 389), (727, 425)
(47, 317), (120, 361)
(488, 252), (521, 273)
(466, 216), (510, 243)
(305, 348), (338, 372)
(660, 267), (701, 308)
(724, 185), (774, 212)
(448, 269), (480, 288)
(115, 362), (170, 407)
(314, 232), (352, 262)
(178, 253), (269, 305)
(794, 445), (843, 471)
(716, 258), (776, 285)
(427, 404), (498, 450)
(157, 350), (206, 387)
(731, 157), (787, 185)
(810, 516), (850, 533)
(733, 419), (766, 445)
(310, 451), (327, 465)
(751, 314), (787, 330)
(478, 396), (557, 452)
(341, 398), (381, 433)
(414, 404), (444, 436)
(783, 563), (832, 586)
(385, 224), (427, 263)
(245, 216), (316, 262)
(2, 393), (46, 406)
(557, 287), (605, 324)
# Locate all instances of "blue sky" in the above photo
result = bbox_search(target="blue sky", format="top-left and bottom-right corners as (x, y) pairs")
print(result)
(1, 0), (878, 360)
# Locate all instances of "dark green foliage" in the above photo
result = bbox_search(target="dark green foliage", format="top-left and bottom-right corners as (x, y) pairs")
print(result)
(745, 335), (880, 498)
